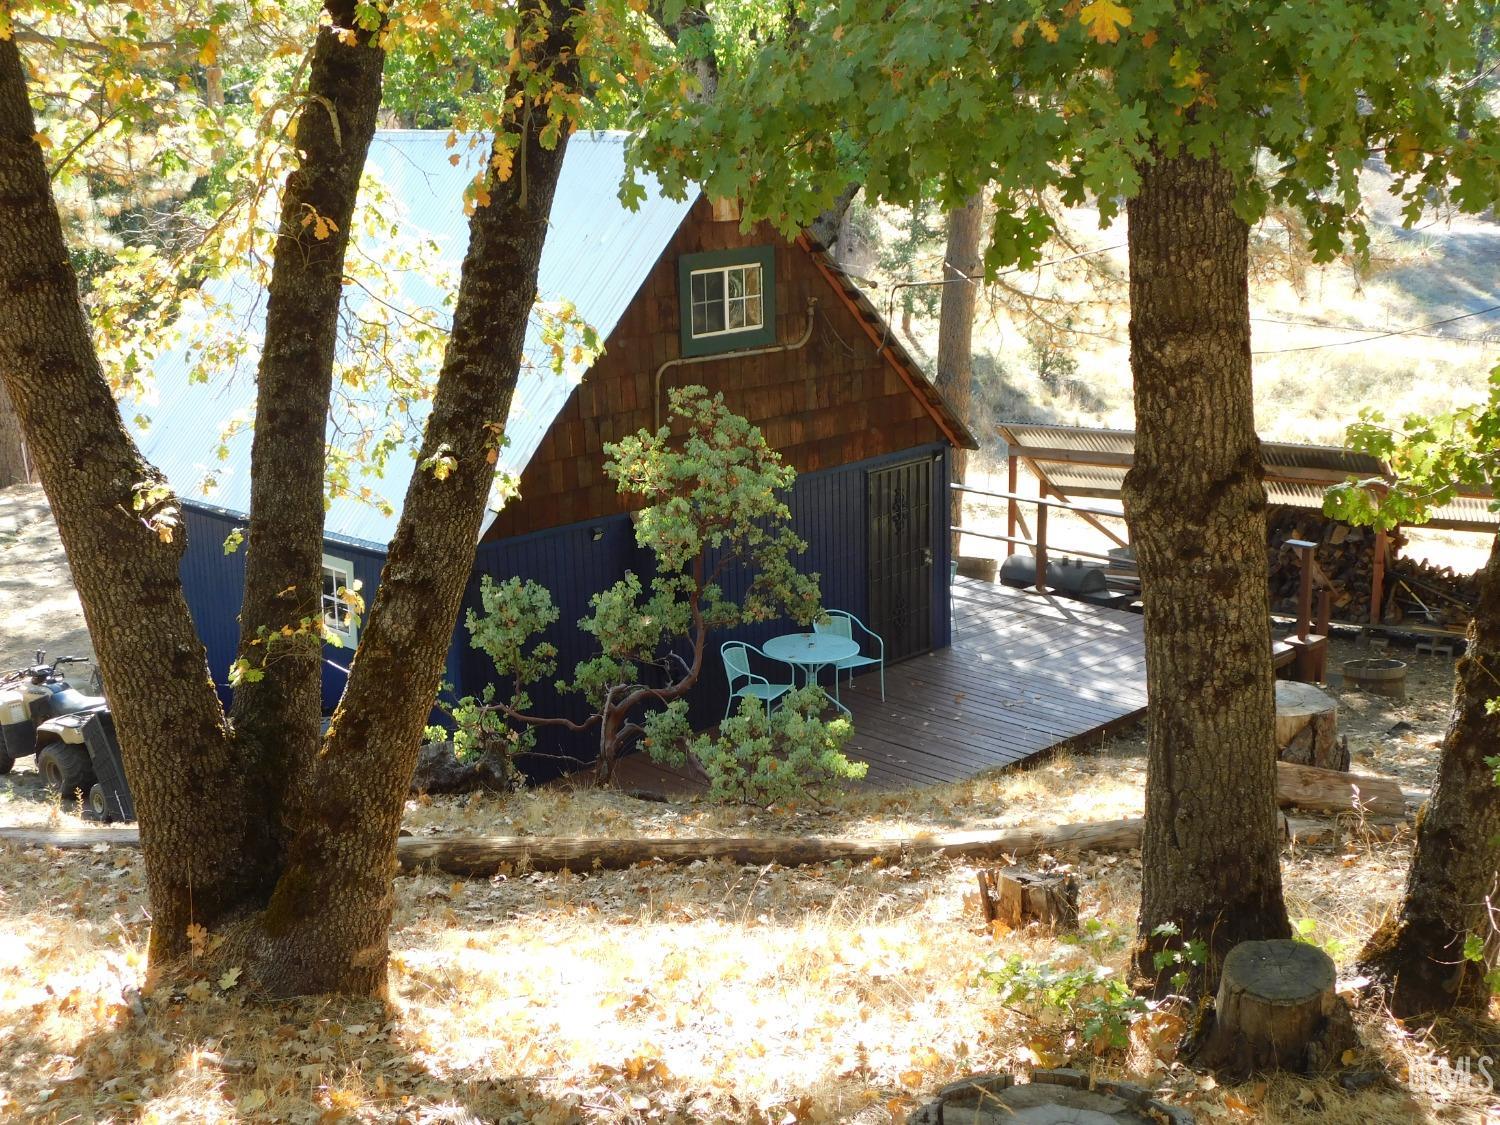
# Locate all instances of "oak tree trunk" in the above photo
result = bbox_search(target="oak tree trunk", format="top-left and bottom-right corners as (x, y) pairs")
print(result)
(1, 0), (582, 997)
(0, 35), (255, 959)
(1121, 150), (1290, 996)
(246, 1), (581, 996)
(1358, 533), (1500, 1018)
(230, 0), (387, 881)
(936, 193), (983, 556)
(0, 378), (29, 486)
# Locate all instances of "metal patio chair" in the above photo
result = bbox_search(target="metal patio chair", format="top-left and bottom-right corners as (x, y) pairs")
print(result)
(720, 641), (795, 720)
(813, 610), (886, 701)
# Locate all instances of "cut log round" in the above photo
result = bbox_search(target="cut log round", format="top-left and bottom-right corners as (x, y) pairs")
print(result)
(978, 868), (1079, 931)
(1274, 682), (1347, 771)
(1191, 939), (1357, 1078)
(908, 1068), (1194, 1124)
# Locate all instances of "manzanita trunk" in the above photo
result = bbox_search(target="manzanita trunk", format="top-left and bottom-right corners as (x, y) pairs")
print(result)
(1122, 150), (1291, 995)
(1359, 534), (1500, 1018)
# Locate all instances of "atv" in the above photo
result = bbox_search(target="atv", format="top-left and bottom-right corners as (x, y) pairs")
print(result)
(0, 650), (134, 821)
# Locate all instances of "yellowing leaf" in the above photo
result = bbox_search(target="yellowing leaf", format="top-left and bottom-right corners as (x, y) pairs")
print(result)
(1079, 0), (1132, 43)
(239, 1089), (266, 1111)
(1141, 28), (1159, 47)
(1011, 20), (1030, 46)
(186, 922), (208, 957)
(218, 966), (242, 991)
(1038, 19), (1059, 42)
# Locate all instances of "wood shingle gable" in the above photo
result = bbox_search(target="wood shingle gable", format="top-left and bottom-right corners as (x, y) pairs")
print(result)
(485, 198), (976, 540)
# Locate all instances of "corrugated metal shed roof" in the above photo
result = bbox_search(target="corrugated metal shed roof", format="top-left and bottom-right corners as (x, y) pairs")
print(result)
(998, 420), (1497, 533)
(128, 131), (698, 549)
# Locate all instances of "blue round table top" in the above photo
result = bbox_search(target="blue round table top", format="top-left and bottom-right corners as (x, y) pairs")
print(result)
(762, 632), (860, 665)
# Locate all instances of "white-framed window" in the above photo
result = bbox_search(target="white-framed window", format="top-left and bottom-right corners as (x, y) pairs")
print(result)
(689, 261), (765, 339)
(678, 246), (776, 358)
(321, 554), (359, 646)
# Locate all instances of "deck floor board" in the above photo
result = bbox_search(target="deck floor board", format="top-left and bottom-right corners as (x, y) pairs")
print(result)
(611, 578), (1150, 794)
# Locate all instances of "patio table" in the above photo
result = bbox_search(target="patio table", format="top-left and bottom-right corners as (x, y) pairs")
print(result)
(761, 632), (860, 716)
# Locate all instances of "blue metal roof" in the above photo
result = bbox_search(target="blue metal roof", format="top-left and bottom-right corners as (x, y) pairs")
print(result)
(127, 131), (698, 548)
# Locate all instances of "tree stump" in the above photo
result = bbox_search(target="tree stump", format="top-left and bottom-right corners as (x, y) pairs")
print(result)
(1191, 939), (1357, 1079)
(1274, 681), (1347, 771)
(908, 1068), (1194, 1124)
(977, 868), (1078, 931)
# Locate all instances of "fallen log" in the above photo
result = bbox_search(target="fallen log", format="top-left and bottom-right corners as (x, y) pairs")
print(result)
(1275, 760), (1405, 818)
(1, 769), (1406, 879)
(2, 821), (1146, 873)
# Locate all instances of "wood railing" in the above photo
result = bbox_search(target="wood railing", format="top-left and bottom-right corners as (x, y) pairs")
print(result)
(950, 482), (1131, 594)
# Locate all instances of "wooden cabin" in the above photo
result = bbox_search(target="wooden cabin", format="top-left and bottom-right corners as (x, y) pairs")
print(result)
(131, 131), (976, 769)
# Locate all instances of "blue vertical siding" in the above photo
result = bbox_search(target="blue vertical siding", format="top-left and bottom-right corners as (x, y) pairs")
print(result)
(456, 443), (951, 773)
(179, 503), (385, 711)
(175, 442), (951, 770)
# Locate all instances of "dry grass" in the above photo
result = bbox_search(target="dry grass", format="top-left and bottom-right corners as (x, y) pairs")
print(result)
(1, 616), (1494, 1122)
(4, 650), (1499, 1123)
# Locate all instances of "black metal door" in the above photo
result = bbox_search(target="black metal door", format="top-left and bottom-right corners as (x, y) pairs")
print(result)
(867, 457), (934, 662)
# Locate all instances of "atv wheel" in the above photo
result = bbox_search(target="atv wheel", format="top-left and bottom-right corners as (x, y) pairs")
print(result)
(88, 783), (111, 822)
(37, 744), (94, 801)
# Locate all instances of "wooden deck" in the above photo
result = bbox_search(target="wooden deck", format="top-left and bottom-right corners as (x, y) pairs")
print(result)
(614, 577), (1150, 794)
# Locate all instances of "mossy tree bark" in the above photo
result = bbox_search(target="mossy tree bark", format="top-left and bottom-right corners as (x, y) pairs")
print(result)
(1121, 150), (1291, 996)
(0, 1), (580, 996)
(0, 31), (254, 963)
(1358, 534), (1500, 1018)
(230, 0), (388, 860)
(936, 193), (983, 555)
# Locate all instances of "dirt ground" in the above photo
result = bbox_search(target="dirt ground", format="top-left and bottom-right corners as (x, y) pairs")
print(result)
(0, 483), (95, 675)
(1, 484), (1496, 1123)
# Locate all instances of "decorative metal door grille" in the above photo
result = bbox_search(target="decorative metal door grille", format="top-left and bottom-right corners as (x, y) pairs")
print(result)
(867, 458), (934, 662)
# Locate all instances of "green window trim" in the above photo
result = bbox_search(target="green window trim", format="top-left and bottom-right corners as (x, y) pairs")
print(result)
(677, 245), (777, 357)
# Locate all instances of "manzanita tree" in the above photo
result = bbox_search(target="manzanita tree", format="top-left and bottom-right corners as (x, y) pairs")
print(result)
(630, 0), (1500, 997)
(460, 386), (826, 784)
(0, 0), (687, 998)
(1327, 366), (1500, 1018)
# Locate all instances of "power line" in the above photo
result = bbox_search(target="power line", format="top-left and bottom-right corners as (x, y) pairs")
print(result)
(1251, 303), (1500, 355)
(1251, 312), (1500, 346)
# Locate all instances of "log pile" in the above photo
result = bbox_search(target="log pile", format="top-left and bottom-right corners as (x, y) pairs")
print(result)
(1265, 505), (1478, 628)
(1384, 556), (1481, 630)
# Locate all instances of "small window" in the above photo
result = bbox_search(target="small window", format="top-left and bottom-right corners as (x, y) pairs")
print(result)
(678, 246), (776, 357)
(321, 554), (359, 646)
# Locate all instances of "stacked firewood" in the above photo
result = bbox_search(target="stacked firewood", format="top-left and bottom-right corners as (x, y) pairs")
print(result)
(1266, 507), (1389, 624)
(1383, 556), (1481, 628)
(1264, 506), (1478, 628)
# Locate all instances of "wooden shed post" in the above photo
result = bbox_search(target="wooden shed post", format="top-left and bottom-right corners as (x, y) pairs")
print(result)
(1368, 481), (1390, 627)
(1034, 482), (1049, 593)
(1371, 527), (1387, 626)
(1006, 453), (1019, 559)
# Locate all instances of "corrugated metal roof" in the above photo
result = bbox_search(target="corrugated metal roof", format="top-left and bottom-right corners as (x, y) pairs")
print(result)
(128, 131), (698, 548)
(999, 420), (1497, 532)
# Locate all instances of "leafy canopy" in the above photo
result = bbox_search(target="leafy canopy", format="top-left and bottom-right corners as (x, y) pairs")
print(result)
(632, 0), (1500, 271)
(1326, 363), (1500, 532)
(4, 0), (687, 517)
